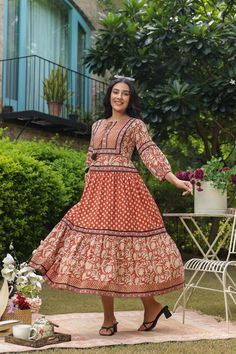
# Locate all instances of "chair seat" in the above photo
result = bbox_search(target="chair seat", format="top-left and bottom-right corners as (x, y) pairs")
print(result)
(184, 258), (236, 273)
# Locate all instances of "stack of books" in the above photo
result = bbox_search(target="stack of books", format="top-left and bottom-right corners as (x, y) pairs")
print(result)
(0, 320), (19, 337)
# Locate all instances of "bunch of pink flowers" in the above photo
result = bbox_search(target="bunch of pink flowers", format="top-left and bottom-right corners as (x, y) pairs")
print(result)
(176, 168), (205, 191)
(176, 159), (236, 192)
(7, 292), (42, 313)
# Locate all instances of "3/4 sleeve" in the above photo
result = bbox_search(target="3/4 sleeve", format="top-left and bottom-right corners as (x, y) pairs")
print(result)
(134, 120), (172, 181)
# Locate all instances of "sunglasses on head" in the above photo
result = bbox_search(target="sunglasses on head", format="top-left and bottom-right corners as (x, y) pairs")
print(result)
(114, 75), (135, 82)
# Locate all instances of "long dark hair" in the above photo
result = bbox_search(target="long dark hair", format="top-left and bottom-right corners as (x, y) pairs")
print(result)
(102, 78), (143, 120)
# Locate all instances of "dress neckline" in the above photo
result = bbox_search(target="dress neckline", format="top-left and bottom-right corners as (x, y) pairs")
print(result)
(104, 117), (132, 125)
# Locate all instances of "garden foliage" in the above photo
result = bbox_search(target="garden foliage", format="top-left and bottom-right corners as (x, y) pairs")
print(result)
(85, 0), (236, 161)
(0, 133), (87, 261)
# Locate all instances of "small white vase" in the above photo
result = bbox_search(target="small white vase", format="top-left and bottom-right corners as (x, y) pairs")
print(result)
(194, 181), (227, 214)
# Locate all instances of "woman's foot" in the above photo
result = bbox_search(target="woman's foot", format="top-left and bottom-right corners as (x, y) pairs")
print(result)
(100, 296), (117, 335)
(138, 303), (172, 331)
(99, 320), (118, 336)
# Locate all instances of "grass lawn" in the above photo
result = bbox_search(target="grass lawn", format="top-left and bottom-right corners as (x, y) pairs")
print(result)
(21, 340), (236, 354)
(40, 270), (236, 320)
(21, 270), (236, 354)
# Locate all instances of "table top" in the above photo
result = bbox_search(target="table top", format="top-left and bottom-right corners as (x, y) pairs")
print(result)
(163, 213), (234, 218)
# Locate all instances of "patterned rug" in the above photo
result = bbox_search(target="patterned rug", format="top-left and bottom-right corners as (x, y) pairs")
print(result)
(1, 308), (236, 352)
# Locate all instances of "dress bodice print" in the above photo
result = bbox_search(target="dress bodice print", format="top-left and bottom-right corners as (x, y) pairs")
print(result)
(86, 118), (171, 181)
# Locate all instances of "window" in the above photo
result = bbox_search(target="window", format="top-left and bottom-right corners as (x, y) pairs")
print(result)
(3, 0), (92, 115)
(27, 0), (69, 66)
(5, 0), (20, 101)
(26, 0), (70, 111)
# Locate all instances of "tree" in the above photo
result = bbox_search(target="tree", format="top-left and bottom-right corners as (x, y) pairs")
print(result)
(85, 0), (236, 164)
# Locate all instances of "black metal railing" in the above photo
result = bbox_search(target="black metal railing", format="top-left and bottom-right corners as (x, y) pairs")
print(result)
(0, 55), (108, 124)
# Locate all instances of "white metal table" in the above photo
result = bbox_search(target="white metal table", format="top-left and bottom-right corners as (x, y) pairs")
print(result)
(163, 212), (235, 311)
(163, 213), (234, 260)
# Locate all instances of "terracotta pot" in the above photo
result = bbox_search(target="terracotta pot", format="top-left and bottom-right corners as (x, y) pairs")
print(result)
(48, 102), (62, 116)
(194, 181), (227, 214)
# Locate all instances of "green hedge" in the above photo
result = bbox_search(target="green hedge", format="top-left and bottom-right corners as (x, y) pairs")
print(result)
(0, 134), (87, 261)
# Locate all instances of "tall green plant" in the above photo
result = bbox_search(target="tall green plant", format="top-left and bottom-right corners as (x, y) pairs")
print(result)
(43, 66), (73, 104)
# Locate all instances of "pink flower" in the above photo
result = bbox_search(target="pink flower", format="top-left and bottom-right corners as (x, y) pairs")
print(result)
(176, 171), (191, 181)
(222, 167), (230, 171)
(231, 175), (236, 184)
(27, 296), (42, 313)
(194, 168), (204, 180)
(189, 172), (195, 180)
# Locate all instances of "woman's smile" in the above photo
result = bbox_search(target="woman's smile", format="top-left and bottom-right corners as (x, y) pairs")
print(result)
(111, 82), (130, 112)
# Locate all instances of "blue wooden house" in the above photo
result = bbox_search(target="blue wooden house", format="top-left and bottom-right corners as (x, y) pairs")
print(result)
(0, 0), (107, 138)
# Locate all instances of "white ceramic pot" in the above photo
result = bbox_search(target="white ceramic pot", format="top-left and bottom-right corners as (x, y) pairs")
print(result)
(194, 181), (227, 214)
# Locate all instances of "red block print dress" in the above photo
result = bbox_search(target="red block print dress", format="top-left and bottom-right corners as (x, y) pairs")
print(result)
(30, 118), (184, 297)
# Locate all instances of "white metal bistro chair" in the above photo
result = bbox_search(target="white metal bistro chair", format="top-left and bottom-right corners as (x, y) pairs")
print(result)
(182, 211), (236, 328)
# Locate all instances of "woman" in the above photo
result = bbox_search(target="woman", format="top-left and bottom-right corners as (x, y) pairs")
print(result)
(30, 77), (192, 336)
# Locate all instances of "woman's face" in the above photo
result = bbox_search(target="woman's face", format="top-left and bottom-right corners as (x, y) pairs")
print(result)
(110, 82), (130, 114)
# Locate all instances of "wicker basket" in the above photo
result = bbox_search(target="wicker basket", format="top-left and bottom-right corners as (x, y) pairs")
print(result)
(2, 308), (32, 324)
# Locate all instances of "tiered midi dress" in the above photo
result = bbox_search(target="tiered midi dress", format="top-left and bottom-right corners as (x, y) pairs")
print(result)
(30, 117), (184, 297)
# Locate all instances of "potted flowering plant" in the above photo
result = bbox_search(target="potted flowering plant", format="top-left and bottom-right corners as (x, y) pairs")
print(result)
(176, 157), (236, 214)
(0, 243), (43, 323)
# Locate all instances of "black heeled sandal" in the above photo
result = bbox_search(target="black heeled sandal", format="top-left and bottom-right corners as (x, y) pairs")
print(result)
(99, 322), (118, 336)
(139, 305), (172, 331)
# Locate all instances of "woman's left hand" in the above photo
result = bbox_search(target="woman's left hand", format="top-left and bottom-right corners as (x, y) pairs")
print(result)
(175, 179), (193, 196)
(165, 172), (193, 196)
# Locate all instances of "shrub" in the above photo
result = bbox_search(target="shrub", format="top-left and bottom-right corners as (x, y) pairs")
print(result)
(0, 134), (87, 261)
(5, 138), (87, 210)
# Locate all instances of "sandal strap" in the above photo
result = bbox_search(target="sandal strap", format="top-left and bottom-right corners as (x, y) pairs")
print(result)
(100, 325), (114, 330)
(143, 320), (154, 325)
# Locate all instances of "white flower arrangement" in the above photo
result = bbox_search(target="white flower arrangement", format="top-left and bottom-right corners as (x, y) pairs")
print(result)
(1, 243), (44, 313)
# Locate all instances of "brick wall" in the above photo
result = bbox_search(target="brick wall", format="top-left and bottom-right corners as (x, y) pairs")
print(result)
(73, 0), (99, 28)
(73, 0), (123, 29)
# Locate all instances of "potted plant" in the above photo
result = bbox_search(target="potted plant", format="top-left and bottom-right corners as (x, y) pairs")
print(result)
(176, 157), (236, 214)
(43, 66), (73, 116)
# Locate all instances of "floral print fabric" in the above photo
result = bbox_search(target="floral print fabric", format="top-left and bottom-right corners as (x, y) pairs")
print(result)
(30, 118), (184, 297)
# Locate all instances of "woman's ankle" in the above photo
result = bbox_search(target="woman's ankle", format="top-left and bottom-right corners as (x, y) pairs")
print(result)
(103, 316), (117, 325)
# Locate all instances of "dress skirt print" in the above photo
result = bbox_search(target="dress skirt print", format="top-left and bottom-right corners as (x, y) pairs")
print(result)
(30, 118), (184, 297)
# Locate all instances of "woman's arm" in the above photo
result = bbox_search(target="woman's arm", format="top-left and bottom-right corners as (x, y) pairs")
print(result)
(165, 171), (193, 196)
